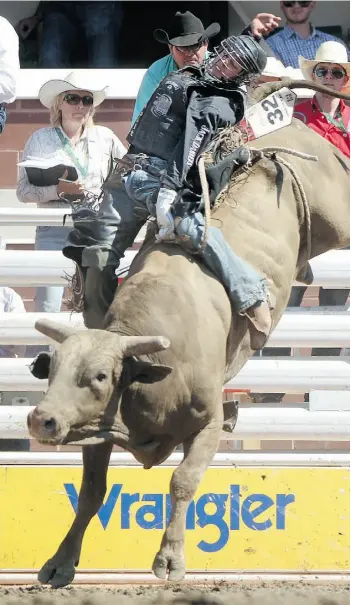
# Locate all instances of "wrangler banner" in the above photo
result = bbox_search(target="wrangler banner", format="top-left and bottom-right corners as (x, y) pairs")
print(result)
(0, 466), (348, 571)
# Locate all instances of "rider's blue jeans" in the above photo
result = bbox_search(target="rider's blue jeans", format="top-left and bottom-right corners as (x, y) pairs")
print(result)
(122, 159), (267, 312)
(64, 157), (267, 316)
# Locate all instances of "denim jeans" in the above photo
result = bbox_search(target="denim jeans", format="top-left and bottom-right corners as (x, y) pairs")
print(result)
(175, 214), (267, 311)
(40, 1), (121, 67)
(0, 104), (6, 134)
(125, 161), (267, 311)
(65, 157), (267, 320)
(34, 225), (72, 313)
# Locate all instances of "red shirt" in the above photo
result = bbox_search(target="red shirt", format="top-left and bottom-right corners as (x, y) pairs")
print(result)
(293, 97), (350, 158)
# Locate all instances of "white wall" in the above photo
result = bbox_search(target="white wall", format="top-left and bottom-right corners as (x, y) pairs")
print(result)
(229, 1), (350, 38)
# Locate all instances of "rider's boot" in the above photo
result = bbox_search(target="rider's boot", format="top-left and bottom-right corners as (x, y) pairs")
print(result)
(245, 300), (272, 350)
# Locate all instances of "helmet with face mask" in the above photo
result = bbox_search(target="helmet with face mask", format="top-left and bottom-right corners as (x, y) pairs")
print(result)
(204, 35), (267, 87)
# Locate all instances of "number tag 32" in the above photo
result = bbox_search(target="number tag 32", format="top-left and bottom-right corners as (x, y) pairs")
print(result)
(245, 87), (297, 139)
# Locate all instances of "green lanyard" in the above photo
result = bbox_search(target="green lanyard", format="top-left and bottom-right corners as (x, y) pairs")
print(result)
(55, 127), (89, 178)
(322, 109), (349, 135)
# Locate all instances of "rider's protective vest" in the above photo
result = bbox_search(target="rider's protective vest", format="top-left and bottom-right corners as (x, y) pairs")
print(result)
(127, 69), (204, 160)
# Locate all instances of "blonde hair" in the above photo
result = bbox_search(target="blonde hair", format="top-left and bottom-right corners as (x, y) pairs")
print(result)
(49, 91), (96, 127)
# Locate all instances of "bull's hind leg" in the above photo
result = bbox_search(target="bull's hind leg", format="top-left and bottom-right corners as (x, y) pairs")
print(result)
(152, 403), (223, 581)
(38, 442), (112, 588)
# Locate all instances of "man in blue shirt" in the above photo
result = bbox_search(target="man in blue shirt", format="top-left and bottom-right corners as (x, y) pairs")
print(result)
(267, 1), (348, 68)
(132, 10), (281, 124)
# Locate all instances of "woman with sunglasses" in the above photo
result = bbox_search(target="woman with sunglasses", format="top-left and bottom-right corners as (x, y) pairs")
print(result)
(17, 71), (126, 320)
(294, 41), (350, 157)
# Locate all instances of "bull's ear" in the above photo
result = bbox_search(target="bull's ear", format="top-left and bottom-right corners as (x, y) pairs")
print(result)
(29, 352), (51, 380)
(120, 357), (172, 388)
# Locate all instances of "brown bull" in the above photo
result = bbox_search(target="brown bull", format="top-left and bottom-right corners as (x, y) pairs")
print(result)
(27, 81), (350, 587)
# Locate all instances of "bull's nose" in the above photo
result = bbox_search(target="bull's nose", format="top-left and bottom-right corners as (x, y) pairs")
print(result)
(27, 409), (61, 439)
(42, 416), (57, 434)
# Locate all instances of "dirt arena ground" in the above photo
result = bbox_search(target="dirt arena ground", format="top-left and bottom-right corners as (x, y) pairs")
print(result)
(0, 581), (349, 605)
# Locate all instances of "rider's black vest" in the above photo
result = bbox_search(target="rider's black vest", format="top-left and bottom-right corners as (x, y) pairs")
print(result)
(127, 69), (204, 160)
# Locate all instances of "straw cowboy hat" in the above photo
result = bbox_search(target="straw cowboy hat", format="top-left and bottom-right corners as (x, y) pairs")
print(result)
(39, 71), (108, 108)
(299, 41), (350, 93)
(154, 11), (220, 47)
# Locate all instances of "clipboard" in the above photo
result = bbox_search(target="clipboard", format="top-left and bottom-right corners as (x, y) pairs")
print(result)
(18, 156), (78, 186)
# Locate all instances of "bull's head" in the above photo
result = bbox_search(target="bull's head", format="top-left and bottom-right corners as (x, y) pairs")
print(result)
(27, 319), (172, 445)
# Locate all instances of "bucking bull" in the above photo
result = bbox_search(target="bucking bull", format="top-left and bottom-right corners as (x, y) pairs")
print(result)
(27, 79), (350, 587)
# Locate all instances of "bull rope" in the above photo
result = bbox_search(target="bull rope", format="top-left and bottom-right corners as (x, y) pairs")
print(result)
(198, 156), (212, 254)
(258, 146), (317, 261)
(198, 145), (317, 263)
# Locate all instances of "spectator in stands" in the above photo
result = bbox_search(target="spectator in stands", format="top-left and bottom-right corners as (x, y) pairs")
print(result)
(0, 16), (19, 133)
(17, 71), (126, 316)
(18, 1), (122, 68)
(0, 284), (30, 452)
(266, 1), (348, 68)
(291, 40), (350, 351)
(132, 10), (281, 124)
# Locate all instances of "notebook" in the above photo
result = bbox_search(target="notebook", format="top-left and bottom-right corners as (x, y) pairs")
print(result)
(18, 156), (78, 186)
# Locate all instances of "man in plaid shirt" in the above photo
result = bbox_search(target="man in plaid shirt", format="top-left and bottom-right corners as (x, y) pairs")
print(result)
(266, 1), (348, 68)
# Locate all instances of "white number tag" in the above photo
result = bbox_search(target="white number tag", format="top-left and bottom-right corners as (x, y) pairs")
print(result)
(245, 87), (297, 139)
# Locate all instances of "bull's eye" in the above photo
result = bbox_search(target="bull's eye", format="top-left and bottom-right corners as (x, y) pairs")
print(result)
(96, 372), (108, 382)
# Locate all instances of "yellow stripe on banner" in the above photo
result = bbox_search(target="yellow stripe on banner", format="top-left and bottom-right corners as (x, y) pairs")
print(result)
(0, 466), (349, 571)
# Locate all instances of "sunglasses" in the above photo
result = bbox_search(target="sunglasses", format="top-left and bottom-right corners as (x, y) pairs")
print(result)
(174, 41), (205, 53)
(314, 66), (347, 79)
(63, 93), (94, 107)
(282, 1), (311, 7)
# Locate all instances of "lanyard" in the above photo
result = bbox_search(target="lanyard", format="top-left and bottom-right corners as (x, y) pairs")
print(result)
(55, 127), (89, 178)
(322, 109), (349, 135)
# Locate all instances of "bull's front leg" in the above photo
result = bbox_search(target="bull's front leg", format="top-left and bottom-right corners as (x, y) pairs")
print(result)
(152, 404), (223, 581)
(38, 442), (112, 588)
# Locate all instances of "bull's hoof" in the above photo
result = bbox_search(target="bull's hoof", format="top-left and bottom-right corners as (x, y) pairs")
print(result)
(38, 558), (76, 588)
(152, 550), (186, 581)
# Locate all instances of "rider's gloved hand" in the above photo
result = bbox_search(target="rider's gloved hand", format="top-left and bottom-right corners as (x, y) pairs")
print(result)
(156, 188), (177, 242)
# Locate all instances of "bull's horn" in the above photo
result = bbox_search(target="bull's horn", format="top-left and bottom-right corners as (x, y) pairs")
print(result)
(35, 319), (76, 343)
(121, 335), (170, 357)
(251, 78), (350, 103)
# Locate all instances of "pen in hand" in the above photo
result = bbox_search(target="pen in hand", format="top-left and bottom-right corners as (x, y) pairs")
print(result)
(57, 170), (85, 196)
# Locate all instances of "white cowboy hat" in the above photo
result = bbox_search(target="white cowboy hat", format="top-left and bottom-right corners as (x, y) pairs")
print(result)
(256, 57), (306, 93)
(259, 57), (300, 80)
(298, 41), (350, 93)
(39, 71), (108, 108)
(260, 56), (287, 81)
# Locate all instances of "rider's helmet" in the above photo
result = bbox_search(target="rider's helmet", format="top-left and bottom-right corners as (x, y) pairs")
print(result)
(203, 35), (267, 87)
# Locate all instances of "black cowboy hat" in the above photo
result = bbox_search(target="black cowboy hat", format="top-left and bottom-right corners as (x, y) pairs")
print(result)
(153, 11), (220, 47)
